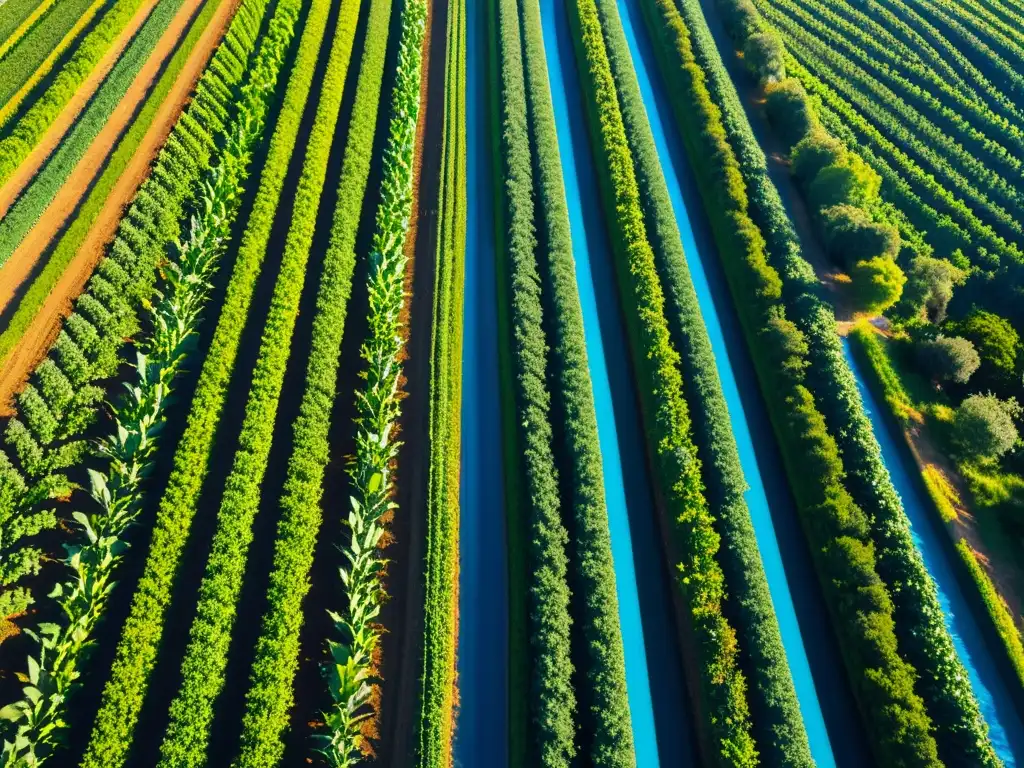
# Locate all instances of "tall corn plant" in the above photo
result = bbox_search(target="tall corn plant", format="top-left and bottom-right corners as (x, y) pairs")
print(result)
(0, 25), (291, 768)
(315, 0), (427, 764)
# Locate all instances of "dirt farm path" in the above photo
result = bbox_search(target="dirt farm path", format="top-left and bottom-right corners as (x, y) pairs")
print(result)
(0, 0), (240, 412)
(0, 0), (162, 216)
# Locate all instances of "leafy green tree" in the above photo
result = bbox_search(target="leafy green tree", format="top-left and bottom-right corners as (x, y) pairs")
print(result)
(950, 309), (1022, 388)
(900, 256), (966, 324)
(849, 256), (905, 314)
(765, 78), (816, 147)
(792, 129), (845, 185)
(917, 335), (980, 384)
(744, 32), (785, 83)
(821, 205), (899, 268)
(809, 154), (881, 209)
(953, 394), (1021, 460)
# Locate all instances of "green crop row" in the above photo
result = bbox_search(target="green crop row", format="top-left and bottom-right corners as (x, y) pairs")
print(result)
(572, 0), (758, 763)
(644, 0), (945, 764)
(156, 1), (361, 765)
(0, 0), (227, 366)
(417, 0), (464, 762)
(704, 0), (1007, 760)
(0, 0), (262, 627)
(231, 0), (393, 764)
(492, 0), (577, 763)
(596, 1), (811, 764)
(76, 0), (308, 764)
(0, 0), (50, 57)
(315, 0), (426, 764)
(0, 0), (151, 186)
(0, 0), (279, 761)
(0, 0), (190, 267)
(519, 0), (637, 763)
(0, 0), (99, 110)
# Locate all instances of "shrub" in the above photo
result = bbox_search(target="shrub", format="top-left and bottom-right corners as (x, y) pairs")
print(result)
(900, 256), (966, 324)
(952, 394), (1020, 460)
(719, 0), (762, 41)
(849, 256), (905, 313)
(791, 129), (845, 185)
(808, 156), (880, 210)
(950, 309), (1022, 388)
(764, 78), (816, 146)
(821, 204), (899, 267)
(743, 32), (785, 83)
(917, 335), (980, 384)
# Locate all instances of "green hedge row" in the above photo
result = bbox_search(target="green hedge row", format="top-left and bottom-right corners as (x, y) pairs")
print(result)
(0, 0), (262, 624)
(494, 0), (576, 763)
(640, 0), (943, 764)
(156, 2), (361, 764)
(315, 0), (426, 763)
(0, 0), (189, 266)
(0, 0), (53, 59)
(0, 0), (227, 365)
(0, 0), (150, 185)
(232, 0), (393, 764)
(78, 0), (308, 762)
(597, 1), (811, 764)
(570, 0), (757, 763)
(518, 0), (634, 763)
(700, 0), (1004, 760)
(417, 0), (464, 761)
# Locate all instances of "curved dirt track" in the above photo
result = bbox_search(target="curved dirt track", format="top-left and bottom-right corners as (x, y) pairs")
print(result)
(0, 0), (161, 216)
(0, 0), (241, 413)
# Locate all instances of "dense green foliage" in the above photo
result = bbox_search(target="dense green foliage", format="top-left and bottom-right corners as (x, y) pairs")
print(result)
(0, 0), (98, 108)
(572, 0), (758, 763)
(605, 1), (811, 765)
(0, 0), (227, 364)
(949, 309), (1022, 390)
(417, 0), (464, 762)
(0, 0), (279, 761)
(916, 335), (980, 384)
(78, 0), (307, 762)
(952, 395), (1020, 460)
(232, 1), (392, 763)
(518, 0), (634, 763)
(0, 0), (189, 266)
(0, 0), (150, 186)
(156, 2), (360, 765)
(0, 0), (260, 627)
(0, 0), (48, 53)
(315, 1), (425, 763)
(494, 0), (576, 762)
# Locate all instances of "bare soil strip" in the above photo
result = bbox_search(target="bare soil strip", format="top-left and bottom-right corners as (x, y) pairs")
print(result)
(0, 0), (161, 217)
(0, 0), (240, 413)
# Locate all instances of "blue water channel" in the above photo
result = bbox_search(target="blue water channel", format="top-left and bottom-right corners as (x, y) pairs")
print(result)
(843, 338), (1024, 765)
(454, 0), (508, 763)
(614, 0), (837, 763)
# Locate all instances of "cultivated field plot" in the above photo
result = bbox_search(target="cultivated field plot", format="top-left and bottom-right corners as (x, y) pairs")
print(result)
(0, 0), (1022, 765)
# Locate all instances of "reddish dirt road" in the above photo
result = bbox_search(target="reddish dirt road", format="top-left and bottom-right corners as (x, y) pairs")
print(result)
(0, 0), (240, 412)
(0, 0), (162, 215)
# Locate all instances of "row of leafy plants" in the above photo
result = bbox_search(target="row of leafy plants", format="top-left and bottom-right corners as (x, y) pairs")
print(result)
(0, 0), (99, 110)
(592, 0), (814, 764)
(0, 0), (153, 183)
(316, 0), (427, 763)
(157, 0), (363, 764)
(229, 0), (393, 764)
(517, 0), (638, 763)
(491, 0), (576, 762)
(417, 0), (464, 762)
(0, 0), (190, 266)
(571, 0), (760, 763)
(0, 0), (265, 628)
(642, 0), (952, 764)
(0, 0), (59, 61)
(73, 0), (319, 763)
(0, 0), (228, 366)
(0, 0), (283, 760)
(708, 2), (1016, 761)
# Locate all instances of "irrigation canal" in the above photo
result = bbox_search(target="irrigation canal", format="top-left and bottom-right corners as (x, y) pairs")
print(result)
(453, 0), (508, 763)
(541, 0), (672, 763)
(844, 339), (1024, 765)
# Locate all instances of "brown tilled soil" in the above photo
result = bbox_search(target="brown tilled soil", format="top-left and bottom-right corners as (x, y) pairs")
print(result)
(0, 0), (240, 414)
(374, 0), (447, 762)
(0, 0), (161, 216)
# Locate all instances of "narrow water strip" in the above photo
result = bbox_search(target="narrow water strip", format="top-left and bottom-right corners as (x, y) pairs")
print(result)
(540, 0), (696, 763)
(843, 338), (1024, 765)
(615, 0), (837, 763)
(453, 0), (509, 762)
